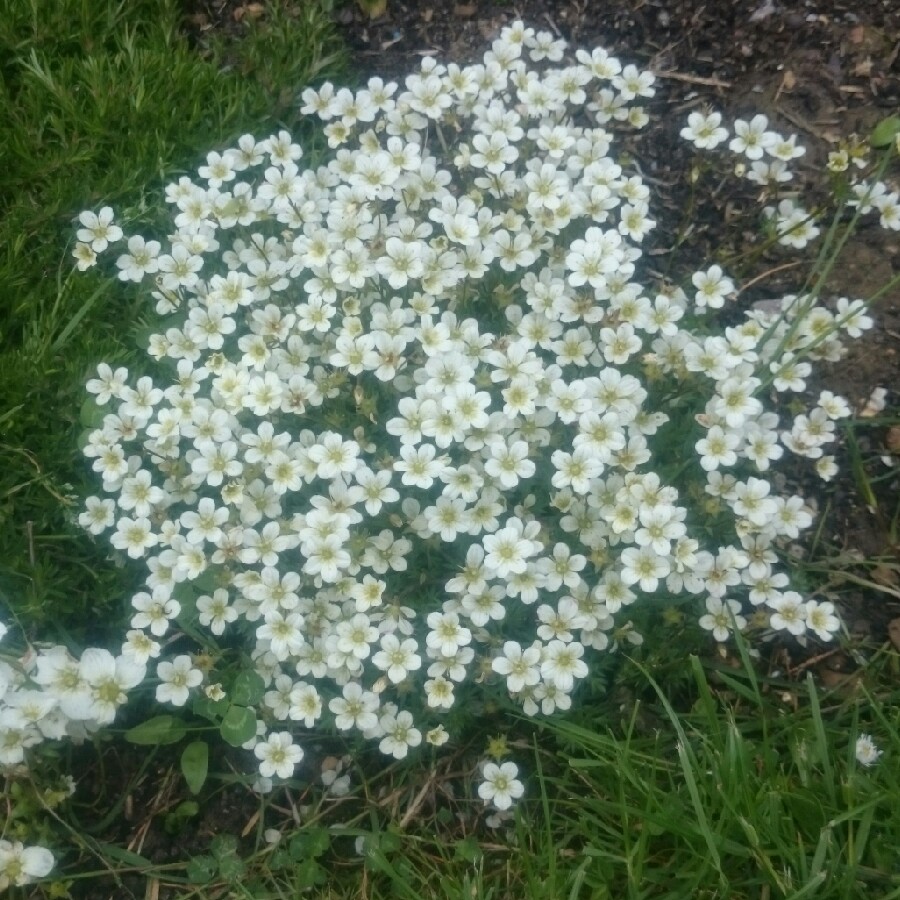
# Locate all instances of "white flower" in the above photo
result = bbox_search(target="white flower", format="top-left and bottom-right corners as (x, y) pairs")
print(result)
(77, 206), (122, 252)
(257, 611), (306, 661)
(804, 600), (840, 641)
(378, 710), (422, 759)
(765, 199), (820, 249)
(680, 111), (728, 149)
(424, 675), (455, 709)
(155, 655), (203, 706)
(768, 134), (805, 162)
(80, 648), (145, 725)
(619, 545), (671, 593)
(288, 682), (322, 727)
(540, 640), (588, 691)
(116, 235), (161, 282)
(425, 612), (472, 658)
(692, 265), (734, 310)
(394, 443), (448, 490)
(492, 641), (541, 693)
(72, 241), (97, 270)
(696, 426), (740, 471)
(698, 596), (746, 642)
(254, 731), (304, 779)
(478, 760), (524, 810)
(767, 592), (807, 636)
(854, 734), (882, 768)
(197, 589), (237, 635)
(728, 115), (776, 160)
(426, 724), (450, 746)
(329, 682), (379, 732)
(111, 516), (159, 558)
(0, 840), (55, 890)
(85, 363), (129, 405)
(79, 496), (117, 534)
(484, 440), (535, 489)
(482, 523), (538, 579)
(372, 634), (422, 684)
(130, 592), (181, 637)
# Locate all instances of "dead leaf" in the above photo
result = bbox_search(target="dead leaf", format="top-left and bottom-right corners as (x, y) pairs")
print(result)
(886, 426), (900, 453)
(871, 564), (900, 589)
(774, 69), (796, 101)
(817, 668), (860, 691)
(233, 3), (265, 22)
(889, 618), (900, 652)
(358, 0), (387, 20)
(859, 386), (888, 417)
(849, 25), (865, 45)
(853, 57), (873, 78)
(454, 4), (477, 16)
(421, 7), (433, 22)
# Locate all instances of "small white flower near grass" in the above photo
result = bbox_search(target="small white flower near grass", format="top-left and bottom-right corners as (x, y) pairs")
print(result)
(478, 761), (525, 811)
(854, 734), (883, 768)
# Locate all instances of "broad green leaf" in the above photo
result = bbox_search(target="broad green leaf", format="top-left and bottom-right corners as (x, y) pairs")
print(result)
(125, 715), (186, 746)
(289, 827), (330, 860)
(79, 395), (106, 428)
(192, 695), (228, 723)
(217, 854), (246, 883)
(871, 115), (900, 148)
(220, 705), (257, 747)
(294, 858), (326, 889)
(231, 670), (265, 706)
(211, 834), (239, 858)
(181, 741), (209, 794)
(454, 836), (481, 863)
(185, 855), (217, 884)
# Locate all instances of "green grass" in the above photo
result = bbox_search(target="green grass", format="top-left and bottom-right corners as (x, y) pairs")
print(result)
(2, 3), (899, 899)
(143, 648), (895, 900)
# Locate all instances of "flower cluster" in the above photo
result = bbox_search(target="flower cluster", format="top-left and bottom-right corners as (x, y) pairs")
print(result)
(43, 22), (891, 796)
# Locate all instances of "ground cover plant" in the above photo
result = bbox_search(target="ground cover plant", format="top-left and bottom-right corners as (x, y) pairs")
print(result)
(2, 1), (900, 898)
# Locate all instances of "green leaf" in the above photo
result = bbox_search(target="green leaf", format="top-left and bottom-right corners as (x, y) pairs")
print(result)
(185, 855), (217, 884)
(210, 834), (239, 859)
(289, 827), (330, 860)
(132, 324), (157, 352)
(217, 854), (246, 883)
(125, 715), (186, 746)
(231, 670), (265, 706)
(164, 800), (199, 835)
(454, 836), (481, 863)
(294, 858), (326, 889)
(79, 395), (106, 428)
(95, 842), (153, 869)
(192, 695), (228, 723)
(269, 848), (291, 871)
(871, 115), (900, 148)
(181, 741), (209, 794)
(220, 705), (257, 747)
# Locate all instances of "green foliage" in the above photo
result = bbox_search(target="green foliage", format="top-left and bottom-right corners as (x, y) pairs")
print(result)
(533, 655), (900, 899)
(124, 714), (187, 745)
(180, 740), (209, 794)
(871, 115), (900, 149)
